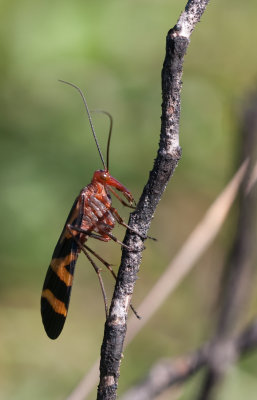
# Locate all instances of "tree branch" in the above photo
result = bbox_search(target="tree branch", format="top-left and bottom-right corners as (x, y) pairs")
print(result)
(96, 1), (211, 399)
(120, 317), (257, 400)
(197, 90), (257, 400)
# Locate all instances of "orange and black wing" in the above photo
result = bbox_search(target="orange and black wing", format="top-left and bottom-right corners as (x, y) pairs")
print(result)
(41, 196), (83, 339)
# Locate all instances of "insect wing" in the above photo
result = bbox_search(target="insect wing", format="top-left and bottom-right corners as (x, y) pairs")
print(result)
(41, 197), (82, 339)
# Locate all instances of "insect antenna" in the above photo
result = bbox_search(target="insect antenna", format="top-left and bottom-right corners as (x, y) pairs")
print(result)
(91, 110), (113, 171)
(58, 80), (106, 170)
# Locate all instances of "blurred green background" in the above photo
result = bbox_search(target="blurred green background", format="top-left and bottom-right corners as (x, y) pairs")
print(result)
(1, 0), (257, 399)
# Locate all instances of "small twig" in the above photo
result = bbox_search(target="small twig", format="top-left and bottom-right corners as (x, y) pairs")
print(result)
(120, 317), (257, 400)
(96, 2), (210, 399)
(197, 90), (257, 400)
(120, 345), (210, 400)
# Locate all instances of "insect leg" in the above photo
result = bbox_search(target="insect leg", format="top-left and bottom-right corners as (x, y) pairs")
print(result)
(82, 249), (108, 319)
(83, 244), (115, 279)
(103, 232), (133, 250)
(67, 225), (110, 242)
(66, 225), (108, 319)
(110, 207), (157, 242)
(110, 207), (139, 233)
(108, 186), (136, 209)
(84, 244), (141, 320)
(68, 223), (133, 250)
(110, 207), (146, 237)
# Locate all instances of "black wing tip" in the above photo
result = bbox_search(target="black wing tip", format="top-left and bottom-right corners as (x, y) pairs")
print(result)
(41, 297), (66, 340)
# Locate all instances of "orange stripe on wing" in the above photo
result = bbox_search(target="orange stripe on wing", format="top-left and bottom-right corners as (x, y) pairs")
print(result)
(42, 289), (67, 316)
(50, 254), (76, 287)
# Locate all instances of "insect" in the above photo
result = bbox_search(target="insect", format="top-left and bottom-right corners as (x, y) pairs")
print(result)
(41, 80), (141, 339)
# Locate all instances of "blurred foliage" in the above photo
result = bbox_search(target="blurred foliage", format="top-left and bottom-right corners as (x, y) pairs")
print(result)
(1, 0), (257, 399)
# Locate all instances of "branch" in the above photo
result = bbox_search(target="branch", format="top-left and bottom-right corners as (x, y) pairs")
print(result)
(120, 317), (257, 400)
(96, 1), (210, 399)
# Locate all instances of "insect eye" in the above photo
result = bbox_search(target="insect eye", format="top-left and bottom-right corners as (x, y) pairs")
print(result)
(101, 172), (108, 180)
